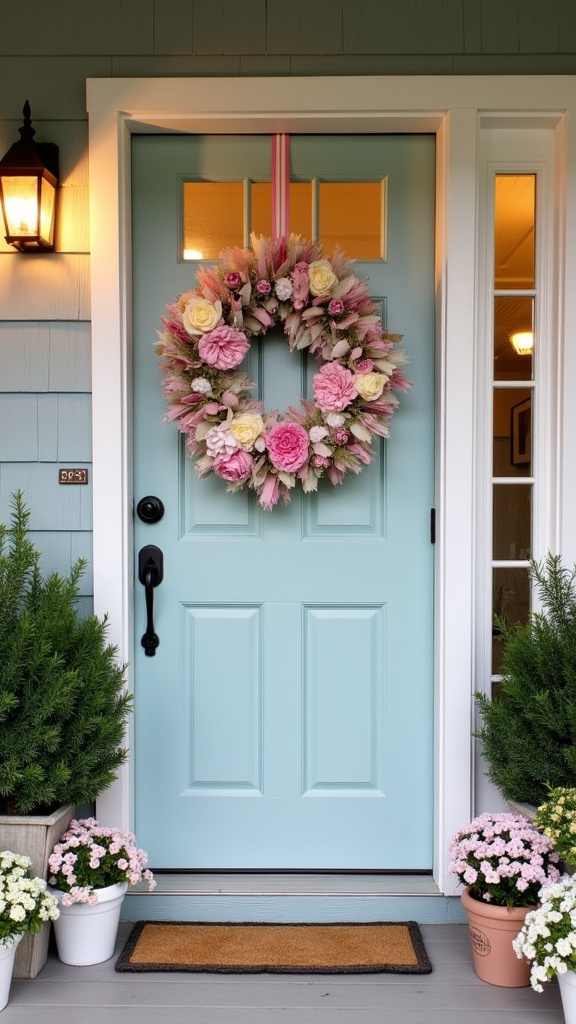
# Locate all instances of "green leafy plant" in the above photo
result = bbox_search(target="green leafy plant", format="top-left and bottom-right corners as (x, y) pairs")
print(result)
(0, 491), (133, 815)
(475, 553), (576, 808)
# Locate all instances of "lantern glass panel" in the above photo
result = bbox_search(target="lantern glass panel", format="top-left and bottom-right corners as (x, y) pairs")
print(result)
(1, 174), (40, 236)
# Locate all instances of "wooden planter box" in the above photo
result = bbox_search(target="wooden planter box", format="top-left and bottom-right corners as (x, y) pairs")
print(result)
(0, 804), (75, 978)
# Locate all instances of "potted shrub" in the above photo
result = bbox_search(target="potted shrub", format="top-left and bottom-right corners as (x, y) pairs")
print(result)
(475, 553), (576, 810)
(0, 491), (133, 977)
(448, 811), (561, 986)
(46, 817), (155, 965)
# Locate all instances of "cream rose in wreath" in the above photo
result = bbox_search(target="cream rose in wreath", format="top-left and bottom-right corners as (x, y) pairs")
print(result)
(157, 233), (411, 510)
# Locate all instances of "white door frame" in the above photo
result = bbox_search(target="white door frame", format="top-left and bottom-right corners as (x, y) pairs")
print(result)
(86, 75), (576, 894)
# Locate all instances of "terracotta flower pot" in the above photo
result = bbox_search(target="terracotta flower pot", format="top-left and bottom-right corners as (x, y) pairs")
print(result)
(461, 886), (533, 987)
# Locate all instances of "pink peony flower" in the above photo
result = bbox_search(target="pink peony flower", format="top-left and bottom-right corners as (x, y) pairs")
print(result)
(356, 358), (374, 374)
(256, 279), (272, 295)
(328, 298), (345, 316)
(213, 449), (254, 483)
(266, 421), (310, 472)
(198, 325), (250, 370)
(333, 427), (350, 445)
(312, 363), (357, 411)
(226, 271), (242, 289)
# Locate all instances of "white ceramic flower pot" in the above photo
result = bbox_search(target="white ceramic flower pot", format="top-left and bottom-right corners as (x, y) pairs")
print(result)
(0, 935), (22, 1012)
(49, 882), (128, 966)
(558, 969), (576, 1024)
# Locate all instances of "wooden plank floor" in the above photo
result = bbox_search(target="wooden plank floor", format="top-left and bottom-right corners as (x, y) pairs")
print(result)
(2, 923), (565, 1023)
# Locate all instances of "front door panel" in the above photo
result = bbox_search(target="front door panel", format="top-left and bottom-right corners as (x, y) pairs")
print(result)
(132, 134), (435, 868)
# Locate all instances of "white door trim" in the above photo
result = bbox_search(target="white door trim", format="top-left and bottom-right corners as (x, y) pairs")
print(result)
(86, 75), (575, 894)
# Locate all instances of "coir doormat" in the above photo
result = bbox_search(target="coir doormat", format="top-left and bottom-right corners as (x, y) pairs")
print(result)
(115, 921), (432, 975)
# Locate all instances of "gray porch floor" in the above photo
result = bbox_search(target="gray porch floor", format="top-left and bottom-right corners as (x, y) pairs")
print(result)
(3, 922), (565, 1023)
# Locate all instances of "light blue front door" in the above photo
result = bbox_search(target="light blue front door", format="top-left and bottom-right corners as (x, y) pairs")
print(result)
(132, 134), (435, 869)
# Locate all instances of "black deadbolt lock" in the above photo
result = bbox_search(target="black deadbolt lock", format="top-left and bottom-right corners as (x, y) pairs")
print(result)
(137, 495), (165, 524)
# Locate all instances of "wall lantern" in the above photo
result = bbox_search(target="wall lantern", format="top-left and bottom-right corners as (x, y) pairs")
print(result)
(0, 101), (59, 251)
(510, 331), (534, 355)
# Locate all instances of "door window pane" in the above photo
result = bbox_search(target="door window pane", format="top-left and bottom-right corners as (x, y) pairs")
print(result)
(183, 182), (244, 260)
(492, 485), (532, 561)
(493, 296), (534, 381)
(494, 174), (535, 289)
(492, 567), (530, 675)
(319, 181), (385, 259)
(251, 182), (312, 240)
(493, 388), (532, 476)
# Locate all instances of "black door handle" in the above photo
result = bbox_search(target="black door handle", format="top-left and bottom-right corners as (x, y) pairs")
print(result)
(138, 545), (163, 656)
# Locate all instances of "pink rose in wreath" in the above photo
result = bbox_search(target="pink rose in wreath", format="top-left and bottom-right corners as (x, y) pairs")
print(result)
(198, 325), (250, 370)
(266, 422), (310, 473)
(312, 362), (357, 412)
(213, 449), (254, 483)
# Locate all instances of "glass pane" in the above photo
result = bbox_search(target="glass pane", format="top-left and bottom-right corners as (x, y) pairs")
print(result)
(494, 174), (535, 289)
(1, 174), (39, 236)
(39, 176), (56, 247)
(251, 182), (312, 240)
(493, 295), (533, 381)
(492, 567), (530, 675)
(319, 181), (384, 259)
(492, 484), (532, 560)
(183, 182), (244, 260)
(493, 388), (532, 477)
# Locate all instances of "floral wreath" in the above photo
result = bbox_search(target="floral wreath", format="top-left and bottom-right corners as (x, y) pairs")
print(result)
(157, 233), (411, 510)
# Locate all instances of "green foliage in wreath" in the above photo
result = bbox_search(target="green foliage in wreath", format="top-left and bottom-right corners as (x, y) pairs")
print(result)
(0, 491), (133, 815)
(475, 553), (576, 808)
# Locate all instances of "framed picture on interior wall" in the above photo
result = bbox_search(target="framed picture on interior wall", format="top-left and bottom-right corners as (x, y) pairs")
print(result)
(511, 397), (532, 465)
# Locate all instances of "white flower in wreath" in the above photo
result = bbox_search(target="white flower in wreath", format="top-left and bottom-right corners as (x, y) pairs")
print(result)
(183, 297), (223, 336)
(309, 425), (329, 442)
(308, 259), (338, 297)
(275, 276), (293, 301)
(354, 371), (388, 402)
(325, 412), (346, 428)
(191, 377), (213, 395)
(230, 412), (265, 450)
(205, 423), (239, 458)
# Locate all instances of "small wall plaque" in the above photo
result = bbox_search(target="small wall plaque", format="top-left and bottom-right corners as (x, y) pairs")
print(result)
(59, 468), (88, 485)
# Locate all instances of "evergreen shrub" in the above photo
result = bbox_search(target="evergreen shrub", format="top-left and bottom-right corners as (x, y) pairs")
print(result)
(0, 491), (133, 815)
(475, 553), (576, 808)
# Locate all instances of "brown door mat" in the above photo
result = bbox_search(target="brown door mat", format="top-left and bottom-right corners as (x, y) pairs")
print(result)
(115, 920), (432, 974)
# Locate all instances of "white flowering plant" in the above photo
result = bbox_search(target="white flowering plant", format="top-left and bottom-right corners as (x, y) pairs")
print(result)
(534, 786), (576, 866)
(513, 874), (576, 991)
(0, 850), (59, 950)
(448, 812), (561, 908)
(47, 818), (156, 906)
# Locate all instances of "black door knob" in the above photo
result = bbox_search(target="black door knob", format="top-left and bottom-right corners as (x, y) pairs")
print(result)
(136, 496), (165, 524)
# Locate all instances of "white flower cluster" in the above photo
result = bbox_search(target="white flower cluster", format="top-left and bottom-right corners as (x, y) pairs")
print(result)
(513, 874), (576, 991)
(0, 850), (59, 950)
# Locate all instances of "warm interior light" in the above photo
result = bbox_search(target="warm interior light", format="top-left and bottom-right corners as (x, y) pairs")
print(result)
(510, 331), (534, 355)
(183, 248), (203, 261)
